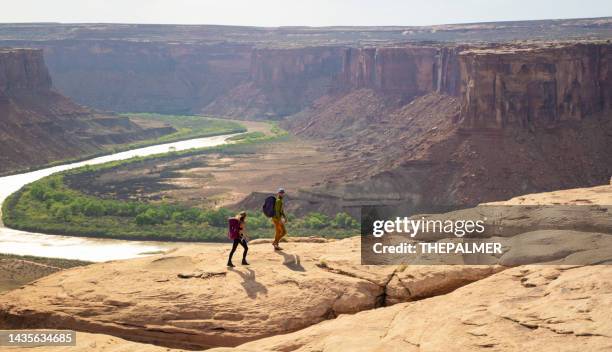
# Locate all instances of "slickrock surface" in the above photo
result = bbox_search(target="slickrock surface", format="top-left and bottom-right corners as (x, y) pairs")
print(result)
(211, 185), (612, 351)
(1, 185), (610, 350)
(211, 265), (612, 352)
(488, 184), (612, 206)
(0, 237), (499, 349)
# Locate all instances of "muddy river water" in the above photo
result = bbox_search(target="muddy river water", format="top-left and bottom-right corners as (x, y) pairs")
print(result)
(0, 134), (237, 262)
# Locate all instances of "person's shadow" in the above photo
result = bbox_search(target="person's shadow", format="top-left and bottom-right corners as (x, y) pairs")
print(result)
(275, 251), (305, 272)
(229, 268), (268, 298)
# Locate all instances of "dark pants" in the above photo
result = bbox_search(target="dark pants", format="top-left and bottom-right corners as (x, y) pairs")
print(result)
(228, 238), (248, 263)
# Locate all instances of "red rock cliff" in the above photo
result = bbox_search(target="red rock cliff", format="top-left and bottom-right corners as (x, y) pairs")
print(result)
(0, 48), (51, 94)
(5, 40), (252, 114)
(249, 46), (345, 114)
(337, 45), (462, 96)
(203, 46), (345, 118)
(458, 42), (612, 129)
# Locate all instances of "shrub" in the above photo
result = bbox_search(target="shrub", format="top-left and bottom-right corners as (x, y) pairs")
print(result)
(331, 212), (359, 229)
(304, 212), (330, 229)
(136, 208), (164, 226)
(247, 213), (271, 229)
(48, 178), (60, 189)
(51, 203), (72, 221)
(83, 201), (106, 217)
(29, 183), (48, 201)
(201, 208), (233, 227)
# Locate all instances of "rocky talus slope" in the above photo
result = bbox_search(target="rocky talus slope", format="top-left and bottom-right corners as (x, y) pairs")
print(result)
(1, 185), (611, 350)
(0, 48), (174, 174)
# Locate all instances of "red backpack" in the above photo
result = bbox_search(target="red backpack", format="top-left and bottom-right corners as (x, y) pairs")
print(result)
(227, 218), (241, 240)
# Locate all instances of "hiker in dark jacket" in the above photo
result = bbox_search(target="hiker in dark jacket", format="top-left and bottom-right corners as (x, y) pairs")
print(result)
(227, 211), (249, 267)
(272, 188), (287, 250)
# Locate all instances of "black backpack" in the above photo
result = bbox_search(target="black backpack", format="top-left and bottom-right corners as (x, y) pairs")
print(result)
(262, 195), (276, 218)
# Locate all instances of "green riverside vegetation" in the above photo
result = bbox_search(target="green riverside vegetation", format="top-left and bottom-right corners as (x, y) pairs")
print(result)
(2, 116), (359, 242)
(120, 113), (247, 148)
(3, 174), (358, 242)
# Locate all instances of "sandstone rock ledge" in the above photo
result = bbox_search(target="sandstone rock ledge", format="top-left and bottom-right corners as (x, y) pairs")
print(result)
(1, 185), (610, 351)
(211, 265), (612, 352)
(0, 238), (499, 350)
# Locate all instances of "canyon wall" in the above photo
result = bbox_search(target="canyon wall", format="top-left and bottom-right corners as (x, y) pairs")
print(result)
(336, 45), (462, 96)
(334, 41), (612, 128)
(204, 44), (465, 119)
(1, 20), (611, 117)
(1, 40), (252, 114)
(0, 48), (173, 174)
(291, 41), (612, 134)
(459, 42), (612, 129)
(286, 41), (612, 211)
(249, 46), (345, 113)
(203, 46), (345, 119)
(2, 37), (609, 125)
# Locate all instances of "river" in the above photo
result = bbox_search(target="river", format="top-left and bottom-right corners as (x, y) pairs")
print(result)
(0, 134), (238, 262)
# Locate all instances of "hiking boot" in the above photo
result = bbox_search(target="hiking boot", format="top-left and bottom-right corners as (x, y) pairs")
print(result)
(274, 245), (283, 251)
(227, 261), (235, 267)
(242, 259), (249, 265)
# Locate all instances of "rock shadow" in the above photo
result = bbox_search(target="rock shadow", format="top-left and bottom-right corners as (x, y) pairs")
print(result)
(275, 251), (305, 272)
(230, 268), (268, 298)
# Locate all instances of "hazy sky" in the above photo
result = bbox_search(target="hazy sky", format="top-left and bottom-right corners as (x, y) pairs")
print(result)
(2, 0), (611, 27)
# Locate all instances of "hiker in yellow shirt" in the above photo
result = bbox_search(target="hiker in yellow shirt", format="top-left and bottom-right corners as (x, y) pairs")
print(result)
(272, 188), (287, 250)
